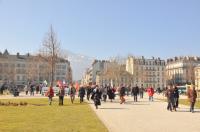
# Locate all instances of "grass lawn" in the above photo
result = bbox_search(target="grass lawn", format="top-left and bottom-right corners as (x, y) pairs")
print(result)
(179, 99), (200, 108)
(158, 98), (200, 108)
(0, 98), (108, 132)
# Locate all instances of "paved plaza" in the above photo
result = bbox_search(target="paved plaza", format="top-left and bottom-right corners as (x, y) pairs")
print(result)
(90, 94), (200, 132)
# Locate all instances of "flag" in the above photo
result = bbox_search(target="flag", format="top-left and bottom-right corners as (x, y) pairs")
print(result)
(43, 80), (48, 86)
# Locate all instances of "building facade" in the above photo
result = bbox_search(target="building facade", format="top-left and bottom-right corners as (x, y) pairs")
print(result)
(0, 50), (72, 85)
(166, 56), (200, 85)
(81, 68), (93, 85)
(195, 65), (200, 90)
(96, 64), (133, 87)
(81, 60), (110, 85)
(126, 56), (166, 89)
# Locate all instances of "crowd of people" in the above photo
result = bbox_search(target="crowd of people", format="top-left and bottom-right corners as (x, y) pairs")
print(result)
(44, 84), (156, 109)
(0, 82), (198, 113)
(164, 85), (197, 113)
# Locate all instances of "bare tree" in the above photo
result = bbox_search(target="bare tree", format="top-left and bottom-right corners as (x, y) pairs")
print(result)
(40, 25), (61, 86)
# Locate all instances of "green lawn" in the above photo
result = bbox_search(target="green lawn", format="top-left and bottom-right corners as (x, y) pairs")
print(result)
(158, 98), (200, 108)
(179, 99), (200, 108)
(0, 98), (108, 132)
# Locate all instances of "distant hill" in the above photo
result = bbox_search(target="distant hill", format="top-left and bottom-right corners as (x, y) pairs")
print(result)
(63, 50), (94, 81)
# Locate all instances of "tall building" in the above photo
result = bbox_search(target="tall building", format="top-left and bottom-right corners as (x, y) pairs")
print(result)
(0, 50), (72, 85)
(82, 60), (110, 85)
(166, 56), (200, 85)
(82, 59), (128, 86)
(126, 56), (166, 89)
(81, 68), (93, 85)
(194, 65), (200, 90)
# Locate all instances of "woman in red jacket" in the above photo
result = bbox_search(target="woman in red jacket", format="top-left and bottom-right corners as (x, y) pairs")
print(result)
(46, 86), (54, 105)
(147, 87), (154, 102)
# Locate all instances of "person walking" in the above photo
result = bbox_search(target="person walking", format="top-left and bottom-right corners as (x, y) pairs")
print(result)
(93, 86), (101, 109)
(187, 86), (197, 113)
(173, 86), (179, 108)
(132, 85), (139, 102)
(46, 86), (54, 105)
(107, 86), (115, 102)
(58, 86), (65, 106)
(86, 86), (92, 101)
(101, 86), (107, 102)
(79, 86), (85, 103)
(166, 85), (176, 112)
(30, 85), (35, 96)
(24, 84), (28, 95)
(70, 84), (76, 104)
(147, 86), (154, 102)
(119, 85), (126, 104)
(36, 85), (39, 94)
(139, 84), (144, 99)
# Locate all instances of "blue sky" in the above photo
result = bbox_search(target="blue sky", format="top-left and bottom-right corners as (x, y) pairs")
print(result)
(0, 0), (200, 59)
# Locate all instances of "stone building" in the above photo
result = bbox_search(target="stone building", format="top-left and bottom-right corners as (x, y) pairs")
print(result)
(166, 56), (200, 85)
(0, 50), (72, 85)
(126, 56), (166, 89)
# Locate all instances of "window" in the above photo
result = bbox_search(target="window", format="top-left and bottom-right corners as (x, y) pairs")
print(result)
(157, 73), (160, 76)
(22, 76), (26, 81)
(17, 76), (20, 81)
(62, 65), (66, 69)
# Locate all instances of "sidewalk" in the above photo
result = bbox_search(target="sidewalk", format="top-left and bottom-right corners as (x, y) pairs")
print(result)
(89, 94), (200, 132)
(0, 92), (46, 99)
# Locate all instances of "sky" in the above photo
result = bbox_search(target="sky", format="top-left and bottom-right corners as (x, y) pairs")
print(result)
(0, 0), (200, 60)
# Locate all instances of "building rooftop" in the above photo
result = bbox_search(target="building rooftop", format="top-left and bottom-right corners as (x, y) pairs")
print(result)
(167, 56), (200, 63)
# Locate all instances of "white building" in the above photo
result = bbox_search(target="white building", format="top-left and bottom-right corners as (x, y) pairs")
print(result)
(166, 56), (200, 85)
(126, 56), (166, 89)
(82, 60), (120, 86)
(194, 65), (200, 90)
(81, 68), (93, 85)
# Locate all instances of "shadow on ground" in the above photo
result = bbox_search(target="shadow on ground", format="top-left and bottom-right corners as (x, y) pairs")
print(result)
(99, 107), (129, 110)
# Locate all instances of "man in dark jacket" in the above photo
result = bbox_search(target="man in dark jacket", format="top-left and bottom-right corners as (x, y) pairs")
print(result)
(79, 86), (85, 103)
(70, 85), (76, 104)
(132, 85), (139, 102)
(107, 86), (115, 102)
(173, 86), (179, 108)
(86, 86), (92, 101)
(166, 86), (176, 112)
(139, 84), (144, 99)
(120, 85), (126, 104)
(93, 86), (101, 109)
(58, 86), (65, 106)
(187, 86), (197, 113)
